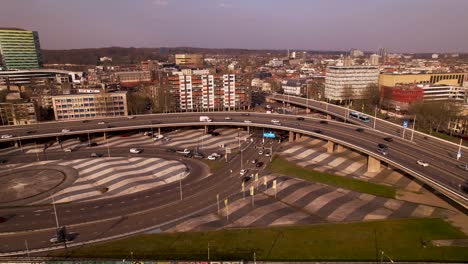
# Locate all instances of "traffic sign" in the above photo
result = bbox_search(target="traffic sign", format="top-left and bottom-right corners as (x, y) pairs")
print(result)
(263, 132), (275, 138)
(403, 120), (408, 128)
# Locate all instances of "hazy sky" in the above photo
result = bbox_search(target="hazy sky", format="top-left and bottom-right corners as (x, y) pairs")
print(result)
(1, 0), (467, 53)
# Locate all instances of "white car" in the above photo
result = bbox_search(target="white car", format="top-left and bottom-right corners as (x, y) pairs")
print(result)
(127, 116), (135, 119)
(240, 169), (248, 176)
(244, 120), (252, 123)
(1, 134), (13, 139)
(177, 149), (191, 154)
(153, 134), (164, 140)
(265, 153), (271, 157)
(211, 153), (221, 158)
(417, 160), (429, 167)
(207, 155), (216, 160)
(258, 150), (264, 155)
(224, 117), (232, 120)
(64, 148), (72, 152)
(129, 148), (142, 154)
(61, 129), (71, 133)
(98, 121), (106, 125)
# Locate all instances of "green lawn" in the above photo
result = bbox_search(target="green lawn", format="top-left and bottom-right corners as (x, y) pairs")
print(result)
(202, 160), (225, 173)
(267, 156), (396, 198)
(56, 218), (467, 261)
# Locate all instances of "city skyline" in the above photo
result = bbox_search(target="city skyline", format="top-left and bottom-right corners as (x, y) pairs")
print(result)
(1, 0), (467, 53)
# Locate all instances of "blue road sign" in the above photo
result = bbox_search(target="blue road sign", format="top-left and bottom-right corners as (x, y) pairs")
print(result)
(263, 132), (275, 138)
(403, 120), (408, 128)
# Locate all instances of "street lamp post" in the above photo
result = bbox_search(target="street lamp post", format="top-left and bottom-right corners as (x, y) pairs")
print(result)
(373, 106), (378, 129)
(411, 115), (417, 142)
(179, 173), (183, 200)
(457, 137), (463, 161)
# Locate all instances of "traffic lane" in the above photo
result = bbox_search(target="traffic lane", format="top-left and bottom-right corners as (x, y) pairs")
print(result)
(0, 148), (212, 231)
(275, 94), (468, 163)
(1, 150), (245, 252)
(0, 147), (241, 232)
(294, 120), (468, 195)
(273, 113), (468, 178)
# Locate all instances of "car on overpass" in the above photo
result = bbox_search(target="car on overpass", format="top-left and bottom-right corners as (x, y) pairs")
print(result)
(1, 134), (13, 139)
(417, 160), (429, 167)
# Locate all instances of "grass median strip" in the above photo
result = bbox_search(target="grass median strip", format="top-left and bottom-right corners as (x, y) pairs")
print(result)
(56, 218), (467, 261)
(267, 156), (396, 198)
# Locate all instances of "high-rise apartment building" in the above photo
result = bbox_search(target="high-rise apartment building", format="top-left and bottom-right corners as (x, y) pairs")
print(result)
(168, 71), (248, 111)
(369, 54), (379, 66)
(324, 66), (380, 101)
(0, 28), (42, 70)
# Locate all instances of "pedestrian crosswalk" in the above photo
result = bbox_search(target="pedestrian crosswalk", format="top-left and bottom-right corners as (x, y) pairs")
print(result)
(9, 157), (188, 204)
(280, 137), (424, 192)
(161, 175), (446, 233)
(0, 128), (242, 156)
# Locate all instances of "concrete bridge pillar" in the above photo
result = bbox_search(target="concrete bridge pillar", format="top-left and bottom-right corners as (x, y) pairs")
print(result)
(326, 114), (332, 120)
(289, 131), (294, 142)
(295, 132), (301, 141)
(204, 125), (208, 134)
(327, 141), (335, 153)
(335, 144), (345, 153)
(14, 140), (19, 148)
(247, 126), (250, 134)
(306, 108), (311, 114)
(367, 156), (381, 173)
(158, 127), (161, 135)
(103, 132), (107, 141)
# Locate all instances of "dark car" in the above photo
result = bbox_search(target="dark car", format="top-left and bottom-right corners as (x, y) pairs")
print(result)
(384, 137), (394, 142)
(0, 159), (8, 164)
(296, 117), (305, 121)
(90, 152), (103, 157)
(211, 132), (220, 136)
(184, 153), (193, 158)
(313, 129), (323, 134)
(88, 142), (98, 147)
(26, 130), (36, 134)
(193, 152), (205, 159)
(107, 125), (115, 128)
(378, 143), (388, 149)
(320, 120), (328, 124)
(151, 120), (161, 124)
(356, 128), (364, 132)
(166, 148), (177, 153)
(242, 175), (253, 183)
(461, 182), (468, 193)
(241, 113), (250, 116)
(82, 120), (89, 123)
(457, 164), (468, 171)
(255, 162), (264, 167)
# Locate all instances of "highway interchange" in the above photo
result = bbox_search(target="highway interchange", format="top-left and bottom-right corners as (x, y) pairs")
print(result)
(0, 108), (467, 255)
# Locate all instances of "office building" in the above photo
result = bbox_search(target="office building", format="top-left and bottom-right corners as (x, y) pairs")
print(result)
(324, 66), (379, 101)
(114, 71), (152, 86)
(0, 102), (37, 126)
(378, 48), (388, 63)
(51, 92), (127, 120)
(0, 69), (71, 88)
(282, 79), (308, 96)
(379, 72), (467, 89)
(0, 28), (42, 70)
(175, 54), (204, 67)
(421, 84), (467, 102)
